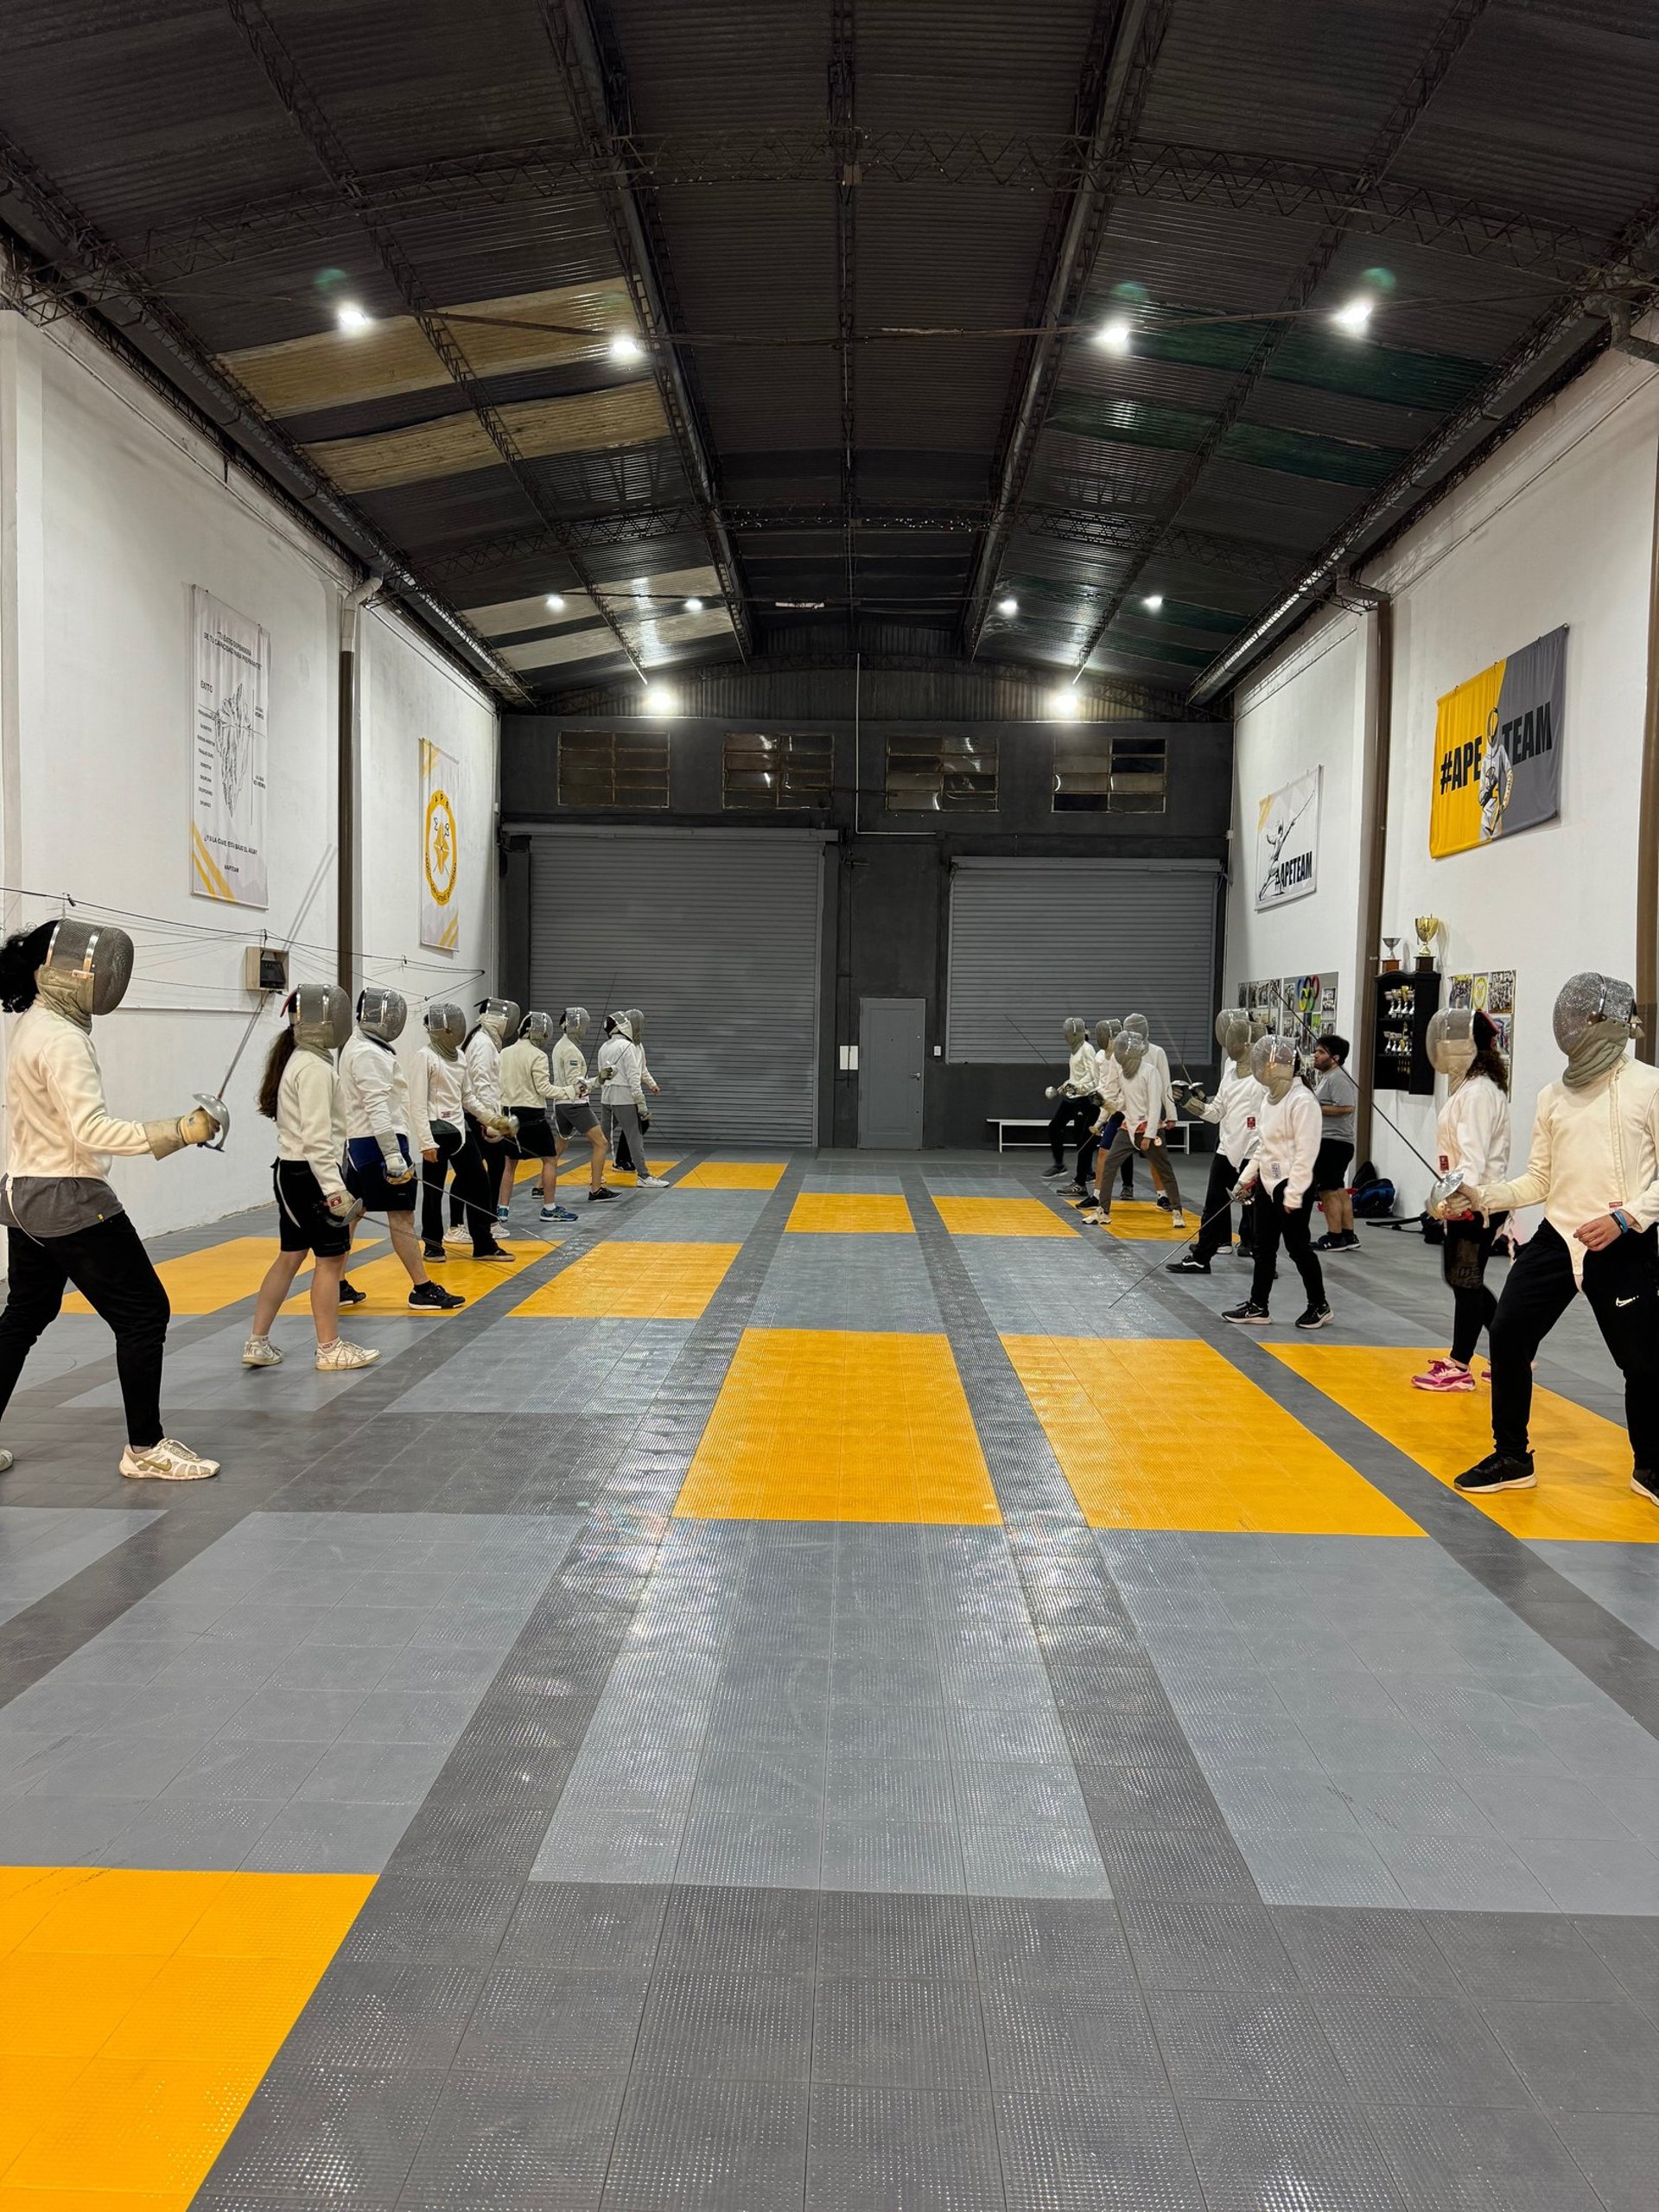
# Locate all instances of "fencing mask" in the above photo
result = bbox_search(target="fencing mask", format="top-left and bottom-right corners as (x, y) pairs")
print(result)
(36, 918), (134, 1020)
(626, 1007), (645, 1046)
(1214, 1009), (1256, 1068)
(1062, 1016), (1087, 1049)
(287, 982), (351, 1054)
(1112, 1029), (1147, 1078)
(477, 997), (518, 1046)
(1094, 1018), (1121, 1053)
(606, 1011), (634, 1043)
(562, 1006), (590, 1040)
(424, 1002), (466, 1060)
(1426, 1007), (1478, 1087)
(1122, 1012), (1150, 1041)
(1553, 971), (1638, 1090)
(356, 987), (406, 1045)
(1251, 1033), (1300, 1103)
(520, 1010), (555, 1050)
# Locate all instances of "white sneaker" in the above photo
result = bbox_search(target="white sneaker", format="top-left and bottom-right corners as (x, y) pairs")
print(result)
(443, 1225), (472, 1247)
(1171, 1211), (1187, 1230)
(315, 1338), (381, 1372)
(120, 1437), (220, 1481)
(241, 1335), (283, 1368)
(636, 1173), (671, 1188)
(0, 1448), (12, 1474)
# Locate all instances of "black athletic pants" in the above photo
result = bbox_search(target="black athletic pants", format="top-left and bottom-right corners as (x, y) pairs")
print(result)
(1491, 1219), (1659, 1470)
(451, 1122), (511, 1255)
(0, 1212), (168, 1446)
(1047, 1096), (1094, 1169)
(1249, 1181), (1324, 1312)
(1443, 1215), (1503, 1367)
(1193, 1150), (1250, 1263)
(1073, 1107), (1103, 1190)
(420, 1129), (464, 1247)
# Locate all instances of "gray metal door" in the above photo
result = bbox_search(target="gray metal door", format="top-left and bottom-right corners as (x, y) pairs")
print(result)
(519, 828), (826, 1145)
(858, 997), (926, 1148)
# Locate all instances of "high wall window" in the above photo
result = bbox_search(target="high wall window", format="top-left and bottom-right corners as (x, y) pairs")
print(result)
(884, 734), (998, 813)
(723, 732), (834, 810)
(557, 729), (670, 809)
(1052, 730), (1167, 814)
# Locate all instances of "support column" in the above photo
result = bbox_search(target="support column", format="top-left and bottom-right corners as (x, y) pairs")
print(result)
(1352, 594), (1394, 1160)
(1637, 435), (1659, 1062)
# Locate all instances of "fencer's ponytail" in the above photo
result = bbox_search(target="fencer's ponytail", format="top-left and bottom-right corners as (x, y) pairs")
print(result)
(0, 920), (56, 1014)
(257, 1028), (297, 1121)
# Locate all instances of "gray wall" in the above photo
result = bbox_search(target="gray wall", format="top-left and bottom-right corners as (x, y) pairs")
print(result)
(501, 713), (1234, 1147)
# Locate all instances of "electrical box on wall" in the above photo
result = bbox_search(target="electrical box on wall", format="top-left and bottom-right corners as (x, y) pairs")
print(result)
(243, 945), (290, 993)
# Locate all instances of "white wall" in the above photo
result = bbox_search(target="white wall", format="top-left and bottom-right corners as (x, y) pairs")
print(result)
(1226, 336), (1659, 1211)
(0, 312), (498, 1238)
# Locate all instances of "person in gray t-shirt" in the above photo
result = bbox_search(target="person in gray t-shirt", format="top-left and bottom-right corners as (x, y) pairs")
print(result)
(1312, 1034), (1360, 1252)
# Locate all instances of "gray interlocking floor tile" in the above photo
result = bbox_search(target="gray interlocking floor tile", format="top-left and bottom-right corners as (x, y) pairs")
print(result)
(750, 1235), (943, 1332)
(807, 2082), (1005, 2212)
(391, 1317), (695, 1415)
(603, 2075), (810, 2212)
(0, 1503), (162, 1625)
(995, 2087), (1207, 2210)
(1179, 2097), (1413, 2212)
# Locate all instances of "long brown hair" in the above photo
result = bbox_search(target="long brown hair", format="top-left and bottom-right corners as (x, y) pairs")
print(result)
(257, 1027), (296, 1121)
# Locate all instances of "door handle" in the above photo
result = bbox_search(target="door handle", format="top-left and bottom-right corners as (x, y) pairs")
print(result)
(911, 1072), (923, 1079)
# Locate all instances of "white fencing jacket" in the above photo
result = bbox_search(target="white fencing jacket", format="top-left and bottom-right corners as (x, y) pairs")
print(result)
(1237, 1084), (1322, 1209)
(499, 1039), (557, 1112)
(1105, 1058), (1175, 1141)
(549, 1034), (590, 1104)
(276, 1047), (347, 1200)
(462, 1029), (504, 1122)
(1065, 1043), (1095, 1096)
(598, 1035), (646, 1108)
(1203, 1064), (1266, 1165)
(408, 1046), (462, 1155)
(1482, 1058), (1659, 1281)
(4, 1002), (156, 1180)
(1436, 1073), (1511, 1190)
(339, 1032), (412, 1157)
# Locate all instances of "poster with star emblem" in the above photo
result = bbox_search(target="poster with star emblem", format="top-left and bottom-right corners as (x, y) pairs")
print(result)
(191, 587), (269, 907)
(420, 740), (460, 950)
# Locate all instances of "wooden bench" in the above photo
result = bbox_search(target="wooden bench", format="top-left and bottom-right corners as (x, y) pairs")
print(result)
(985, 1116), (1198, 1154)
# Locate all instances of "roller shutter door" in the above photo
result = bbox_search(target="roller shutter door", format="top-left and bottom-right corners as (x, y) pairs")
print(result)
(523, 829), (825, 1144)
(945, 858), (1221, 1066)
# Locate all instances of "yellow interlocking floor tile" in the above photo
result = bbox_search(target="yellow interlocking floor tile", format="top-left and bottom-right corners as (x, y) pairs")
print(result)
(0, 1869), (371, 2207)
(556, 1157), (679, 1187)
(512, 1241), (740, 1319)
(785, 1193), (914, 1235)
(675, 1328), (1001, 1523)
(280, 1241), (553, 1316)
(1095, 1198), (1190, 1243)
(65, 1237), (308, 1319)
(1004, 1336), (1423, 1536)
(1268, 1343), (1650, 1542)
(933, 1197), (1077, 1238)
(674, 1161), (787, 1191)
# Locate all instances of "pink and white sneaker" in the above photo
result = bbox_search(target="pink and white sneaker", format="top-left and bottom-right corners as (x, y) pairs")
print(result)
(1411, 1358), (1474, 1393)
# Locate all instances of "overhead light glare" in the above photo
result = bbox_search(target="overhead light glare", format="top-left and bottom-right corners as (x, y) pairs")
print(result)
(643, 682), (676, 715)
(1094, 316), (1133, 354)
(609, 332), (645, 364)
(1050, 688), (1082, 719)
(996, 594), (1020, 617)
(1142, 594), (1164, 612)
(335, 302), (372, 334)
(683, 596), (705, 613)
(544, 593), (567, 613)
(1332, 296), (1374, 336)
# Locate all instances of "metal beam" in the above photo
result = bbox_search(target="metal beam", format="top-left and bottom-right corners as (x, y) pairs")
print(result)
(533, 0), (752, 658)
(830, 0), (858, 656)
(1069, 0), (1492, 678)
(224, 0), (648, 683)
(0, 146), (524, 702)
(962, 0), (1172, 657)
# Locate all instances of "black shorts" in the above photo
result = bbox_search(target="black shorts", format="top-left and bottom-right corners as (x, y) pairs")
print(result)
(274, 1160), (352, 1257)
(516, 1109), (557, 1160)
(345, 1135), (418, 1212)
(1314, 1138), (1354, 1192)
(555, 1102), (599, 1137)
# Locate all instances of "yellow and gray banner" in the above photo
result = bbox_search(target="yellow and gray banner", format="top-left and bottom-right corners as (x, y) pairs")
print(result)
(1430, 625), (1566, 858)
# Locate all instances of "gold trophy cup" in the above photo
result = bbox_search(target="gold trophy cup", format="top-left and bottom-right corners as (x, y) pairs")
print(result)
(1414, 915), (1443, 972)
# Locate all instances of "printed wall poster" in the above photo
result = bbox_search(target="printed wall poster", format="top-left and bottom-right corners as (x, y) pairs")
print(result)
(1254, 767), (1321, 909)
(420, 740), (460, 951)
(1430, 626), (1565, 858)
(191, 587), (269, 907)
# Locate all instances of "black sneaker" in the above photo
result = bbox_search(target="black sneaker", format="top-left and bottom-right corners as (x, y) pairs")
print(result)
(1341, 1231), (1363, 1250)
(1454, 1452), (1536, 1494)
(1040, 1164), (1068, 1180)
(422, 1243), (447, 1263)
(1295, 1302), (1332, 1331)
(1166, 1256), (1211, 1275)
(1062, 1183), (1090, 1198)
(409, 1281), (465, 1311)
(1155, 1192), (1173, 1211)
(1631, 1468), (1659, 1506)
(1313, 1231), (1340, 1252)
(338, 1280), (365, 1306)
(1222, 1301), (1272, 1325)
(588, 1185), (618, 1203)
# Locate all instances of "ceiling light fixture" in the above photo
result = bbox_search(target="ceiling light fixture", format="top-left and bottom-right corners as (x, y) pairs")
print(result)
(1142, 594), (1164, 612)
(1050, 689), (1081, 718)
(544, 593), (567, 613)
(1093, 316), (1133, 354)
(335, 302), (372, 334)
(683, 596), (705, 613)
(643, 683), (676, 715)
(609, 333), (645, 364)
(1331, 296), (1374, 336)
(996, 594), (1020, 617)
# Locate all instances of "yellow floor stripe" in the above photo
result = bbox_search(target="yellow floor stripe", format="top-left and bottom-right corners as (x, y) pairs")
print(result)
(674, 1161), (786, 1191)
(1096, 1198), (1190, 1243)
(512, 1241), (739, 1319)
(556, 1157), (679, 1188)
(0, 1867), (370, 2209)
(1004, 1336), (1423, 1536)
(64, 1236), (347, 1319)
(933, 1197), (1077, 1239)
(785, 1193), (913, 1235)
(675, 1328), (1000, 1523)
(1268, 1343), (1651, 1542)
(280, 1241), (552, 1316)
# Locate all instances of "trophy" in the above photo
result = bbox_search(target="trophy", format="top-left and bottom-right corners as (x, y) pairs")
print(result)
(1380, 935), (1402, 974)
(1414, 915), (1444, 972)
